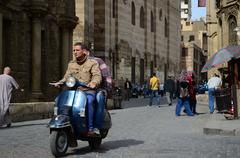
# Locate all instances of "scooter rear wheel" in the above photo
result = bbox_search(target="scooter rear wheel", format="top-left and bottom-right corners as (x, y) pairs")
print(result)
(50, 130), (69, 157)
(88, 137), (102, 149)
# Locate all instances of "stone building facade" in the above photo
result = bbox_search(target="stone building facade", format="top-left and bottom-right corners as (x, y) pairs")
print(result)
(0, 0), (78, 102)
(207, 0), (240, 75)
(74, 0), (181, 84)
(181, 20), (208, 82)
(207, 0), (240, 115)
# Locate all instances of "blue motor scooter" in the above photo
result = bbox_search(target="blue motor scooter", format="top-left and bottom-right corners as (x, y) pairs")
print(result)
(48, 76), (111, 157)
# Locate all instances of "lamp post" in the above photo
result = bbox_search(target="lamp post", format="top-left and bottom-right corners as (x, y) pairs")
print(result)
(232, 26), (240, 119)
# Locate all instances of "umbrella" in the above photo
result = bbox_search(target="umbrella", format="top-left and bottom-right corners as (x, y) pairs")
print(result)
(201, 45), (240, 72)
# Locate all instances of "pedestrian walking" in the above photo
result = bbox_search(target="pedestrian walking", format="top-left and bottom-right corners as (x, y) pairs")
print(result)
(0, 67), (19, 128)
(112, 79), (122, 109)
(175, 80), (194, 116)
(142, 81), (149, 98)
(149, 73), (160, 107)
(189, 74), (198, 114)
(164, 76), (175, 106)
(207, 73), (222, 114)
(159, 82), (165, 97)
(175, 71), (194, 116)
(124, 78), (132, 101)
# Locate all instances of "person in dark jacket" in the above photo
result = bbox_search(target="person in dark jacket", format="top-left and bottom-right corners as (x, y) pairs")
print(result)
(124, 78), (132, 101)
(164, 76), (175, 106)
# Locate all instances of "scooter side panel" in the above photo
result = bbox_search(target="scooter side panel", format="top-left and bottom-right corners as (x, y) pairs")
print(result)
(55, 90), (76, 115)
(55, 90), (76, 107)
(72, 90), (88, 134)
(101, 110), (112, 129)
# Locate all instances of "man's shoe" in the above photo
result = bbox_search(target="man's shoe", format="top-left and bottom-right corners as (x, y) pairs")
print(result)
(93, 128), (100, 135)
(193, 112), (199, 115)
(168, 103), (172, 106)
(7, 123), (11, 128)
(87, 128), (100, 137)
(87, 131), (96, 137)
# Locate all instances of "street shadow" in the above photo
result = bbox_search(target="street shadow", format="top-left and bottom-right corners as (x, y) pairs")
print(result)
(0, 123), (47, 129)
(66, 139), (144, 156)
(195, 112), (207, 115)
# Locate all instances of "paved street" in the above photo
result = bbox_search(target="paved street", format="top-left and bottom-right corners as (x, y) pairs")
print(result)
(1, 97), (240, 158)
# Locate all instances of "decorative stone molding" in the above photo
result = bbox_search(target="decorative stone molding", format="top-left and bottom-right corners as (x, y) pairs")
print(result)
(58, 15), (78, 29)
(23, 0), (48, 19)
(224, 5), (239, 20)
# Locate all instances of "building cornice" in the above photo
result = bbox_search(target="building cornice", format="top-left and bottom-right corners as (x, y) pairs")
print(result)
(217, 1), (239, 20)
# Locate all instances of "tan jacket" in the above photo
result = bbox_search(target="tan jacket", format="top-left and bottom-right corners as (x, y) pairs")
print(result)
(60, 58), (102, 88)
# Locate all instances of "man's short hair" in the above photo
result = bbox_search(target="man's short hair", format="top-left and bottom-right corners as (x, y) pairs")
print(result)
(152, 72), (156, 76)
(74, 42), (88, 50)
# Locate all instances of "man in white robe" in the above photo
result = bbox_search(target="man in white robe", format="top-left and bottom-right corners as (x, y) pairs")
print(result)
(0, 67), (19, 127)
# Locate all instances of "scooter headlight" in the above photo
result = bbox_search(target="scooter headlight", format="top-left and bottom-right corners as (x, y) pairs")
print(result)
(66, 76), (76, 87)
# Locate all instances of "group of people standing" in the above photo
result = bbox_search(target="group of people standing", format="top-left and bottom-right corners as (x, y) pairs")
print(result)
(148, 71), (198, 117)
(148, 73), (176, 107)
(148, 70), (223, 117)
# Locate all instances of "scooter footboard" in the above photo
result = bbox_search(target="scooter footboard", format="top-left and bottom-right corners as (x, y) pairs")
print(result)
(71, 113), (87, 134)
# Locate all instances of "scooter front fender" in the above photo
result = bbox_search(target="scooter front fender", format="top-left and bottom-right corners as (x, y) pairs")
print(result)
(48, 115), (71, 129)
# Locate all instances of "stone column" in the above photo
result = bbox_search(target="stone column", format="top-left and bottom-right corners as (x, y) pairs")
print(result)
(61, 28), (71, 76)
(0, 13), (2, 73)
(31, 18), (42, 99)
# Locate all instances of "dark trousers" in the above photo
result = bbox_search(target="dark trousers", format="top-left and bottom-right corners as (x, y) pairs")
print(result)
(190, 100), (197, 114)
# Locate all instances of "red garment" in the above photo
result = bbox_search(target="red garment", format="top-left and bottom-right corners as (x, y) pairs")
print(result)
(186, 75), (196, 102)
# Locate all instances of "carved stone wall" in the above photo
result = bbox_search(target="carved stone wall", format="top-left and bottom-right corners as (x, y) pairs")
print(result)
(0, 0), (78, 102)
(74, 0), (181, 84)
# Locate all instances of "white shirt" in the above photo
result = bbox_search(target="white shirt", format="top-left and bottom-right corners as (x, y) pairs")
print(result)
(207, 76), (222, 89)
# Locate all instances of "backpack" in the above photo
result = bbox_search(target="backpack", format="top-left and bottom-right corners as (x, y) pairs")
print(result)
(93, 57), (112, 91)
(179, 81), (189, 98)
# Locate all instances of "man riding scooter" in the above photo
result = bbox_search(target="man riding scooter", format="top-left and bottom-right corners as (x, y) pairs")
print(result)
(53, 42), (102, 136)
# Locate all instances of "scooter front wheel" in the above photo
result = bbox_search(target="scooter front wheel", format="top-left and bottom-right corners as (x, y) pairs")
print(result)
(50, 130), (69, 157)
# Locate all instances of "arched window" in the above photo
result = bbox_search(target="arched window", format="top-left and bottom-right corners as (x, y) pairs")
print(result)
(112, 0), (116, 18)
(131, 2), (135, 25)
(228, 15), (237, 45)
(151, 11), (154, 32)
(165, 17), (169, 37)
(159, 9), (162, 21)
(140, 6), (144, 28)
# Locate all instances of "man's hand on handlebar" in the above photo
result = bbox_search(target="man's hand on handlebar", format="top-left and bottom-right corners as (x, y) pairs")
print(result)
(49, 82), (63, 88)
(87, 82), (97, 89)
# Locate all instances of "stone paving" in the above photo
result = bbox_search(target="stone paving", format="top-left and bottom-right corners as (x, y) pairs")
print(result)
(1, 96), (240, 158)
